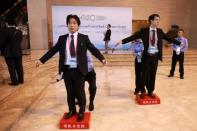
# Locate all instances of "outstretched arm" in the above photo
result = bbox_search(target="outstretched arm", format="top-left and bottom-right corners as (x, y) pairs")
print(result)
(86, 35), (106, 65)
(115, 30), (142, 47)
(36, 37), (61, 67)
(161, 29), (181, 45)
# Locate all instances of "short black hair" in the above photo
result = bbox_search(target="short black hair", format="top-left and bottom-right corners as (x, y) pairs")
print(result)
(7, 19), (15, 26)
(148, 14), (160, 24)
(108, 24), (111, 28)
(178, 29), (184, 32)
(66, 14), (81, 26)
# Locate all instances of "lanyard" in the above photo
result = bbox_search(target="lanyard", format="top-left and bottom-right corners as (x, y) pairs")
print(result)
(149, 31), (157, 46)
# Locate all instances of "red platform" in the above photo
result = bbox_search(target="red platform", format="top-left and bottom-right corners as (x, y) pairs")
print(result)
(59, 112), (91, 129)
(136, 94), (160, 105)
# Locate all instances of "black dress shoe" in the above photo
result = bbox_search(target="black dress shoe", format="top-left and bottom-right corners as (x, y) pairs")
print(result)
(168, 74), (174, 77)
(18, 81), (24, 84)
(140, 93), (145, 99)
(89, 104), (94, 111)
(148, 93), (155, 99)
(134, 91), (140, 95)
(77, 113), (84, 122)
(180, 76), (184, 79)
(64, 111), (76, 119)
(8, 83), (18, 86)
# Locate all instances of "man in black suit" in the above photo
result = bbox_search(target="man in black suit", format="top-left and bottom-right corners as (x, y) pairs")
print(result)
(103, 24), (111, 54)
(115, 14), (181, 98)
(36, 15), (106, 121)
(0, 18), (7, 51)
(1, 19), (24, 86)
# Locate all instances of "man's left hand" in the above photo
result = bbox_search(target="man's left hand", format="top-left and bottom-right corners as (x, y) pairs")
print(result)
(102, 59), (107, 65)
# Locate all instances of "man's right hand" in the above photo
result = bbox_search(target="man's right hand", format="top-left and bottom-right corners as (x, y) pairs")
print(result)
(35, 60), (42, 67)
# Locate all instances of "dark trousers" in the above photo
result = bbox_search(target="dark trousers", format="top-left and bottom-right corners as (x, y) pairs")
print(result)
(141, 54), (158, 94)
(85, 69), (97, 104)
(63, 66), (86, 114)
(135, 58), (148, 93)
(170, 51), (184, 77)
(4, 56), (24, 84)
(134, 58), (143, 93)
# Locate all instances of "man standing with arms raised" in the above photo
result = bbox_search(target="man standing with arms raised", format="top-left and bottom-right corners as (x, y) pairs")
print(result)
(115, 14), (181, 98)
(36, 15), (106, 121)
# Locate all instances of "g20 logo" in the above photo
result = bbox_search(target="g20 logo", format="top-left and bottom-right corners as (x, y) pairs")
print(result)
(80, 15), (95, 21)
(80, 15), (105, 21)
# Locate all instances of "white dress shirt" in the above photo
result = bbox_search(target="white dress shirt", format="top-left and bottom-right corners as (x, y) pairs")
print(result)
(148, 27), (158, 53)
(65, 31), (78, 67)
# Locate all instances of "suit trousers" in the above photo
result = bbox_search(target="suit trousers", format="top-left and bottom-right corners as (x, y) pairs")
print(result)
(170, 51), (184, 77)
(134, 58), (143, 93)
(4, 56), (24, 84)
(141, 54), (158, 94)
(85, 69), (97, 104)
(63, 66), (86, 114)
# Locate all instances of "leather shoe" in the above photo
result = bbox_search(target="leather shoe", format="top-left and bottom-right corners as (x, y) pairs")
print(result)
(8, 83), (18, 86)
(134, 91), (140, 95)
(140, 92), (145, 99)
(18, 81), (24, 84)
(64, 111), (76, 119)
(180, 76), (184, 79)
(77, 113), (84, 122)
(168, 74), (174, 77)
(89, 104), (94, 111)
(148, 93), (155, 99)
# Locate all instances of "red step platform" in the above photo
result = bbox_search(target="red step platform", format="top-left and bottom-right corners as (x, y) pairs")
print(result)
(136, 94), (160, 105)
(59, 112), (91, 129)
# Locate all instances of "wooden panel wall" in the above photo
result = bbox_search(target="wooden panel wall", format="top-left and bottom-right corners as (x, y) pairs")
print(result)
(27, 0), (195, 49)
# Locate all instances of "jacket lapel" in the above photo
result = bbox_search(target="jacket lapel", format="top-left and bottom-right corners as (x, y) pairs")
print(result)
(62, 34), (68, 60)
(156, 28), (160, 46)
(77, 33), (82, 55)
(144, 27), (150, 50)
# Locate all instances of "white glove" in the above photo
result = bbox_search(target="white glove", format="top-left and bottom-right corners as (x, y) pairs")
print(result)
(137, 52), (142, 56)
(176, 47), (181, 55)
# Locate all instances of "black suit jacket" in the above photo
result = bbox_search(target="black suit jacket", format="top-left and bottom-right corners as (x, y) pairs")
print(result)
(1, 27), (23, 58)
(104, 29), (111, 41)
(0, 29), (7, 53)
(40, 33), (105, 76)
(122, 27), (181, 61)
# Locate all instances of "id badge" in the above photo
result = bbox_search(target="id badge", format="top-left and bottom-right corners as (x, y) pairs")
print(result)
(137, 55), (142, 63)
(68, 58), (77, 68)
(149, 46), (156, 54)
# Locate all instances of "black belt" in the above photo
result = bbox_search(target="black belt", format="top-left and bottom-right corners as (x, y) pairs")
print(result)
(148, 53), (158, 56)
(64, 65), (78, 69)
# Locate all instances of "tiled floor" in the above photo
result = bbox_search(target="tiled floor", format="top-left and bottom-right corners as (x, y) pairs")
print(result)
(1, 65), (197, 131)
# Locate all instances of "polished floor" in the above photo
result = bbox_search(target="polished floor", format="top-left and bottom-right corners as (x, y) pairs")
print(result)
(0, 49), (197, 131)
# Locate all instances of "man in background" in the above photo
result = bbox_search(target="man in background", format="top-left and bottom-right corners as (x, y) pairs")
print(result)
(103, 24), (111, 54)
(1, 19), (24, 86)
(115, 14), (181, 98)
(168, 29), (188, 79)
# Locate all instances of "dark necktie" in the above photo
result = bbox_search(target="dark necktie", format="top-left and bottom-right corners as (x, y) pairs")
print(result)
(70, 35), (75, 57)
(151, 30), (156, 46)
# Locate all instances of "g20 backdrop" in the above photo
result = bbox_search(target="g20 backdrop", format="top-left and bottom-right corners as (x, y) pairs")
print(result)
(52, 6), (132, 50)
